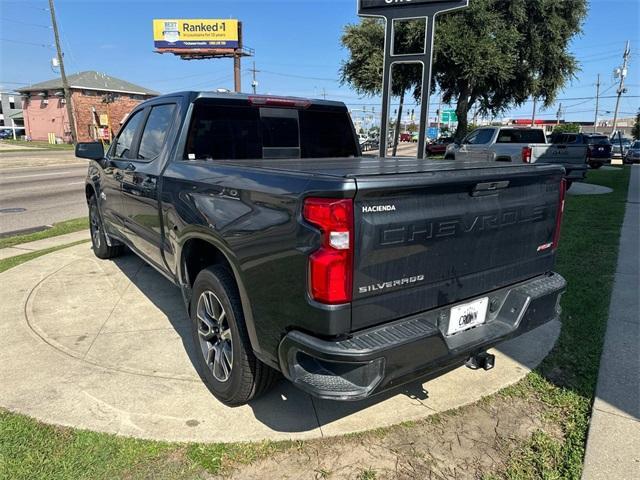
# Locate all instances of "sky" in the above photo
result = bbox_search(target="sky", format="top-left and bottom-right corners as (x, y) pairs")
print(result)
(0, 0), (638, 126)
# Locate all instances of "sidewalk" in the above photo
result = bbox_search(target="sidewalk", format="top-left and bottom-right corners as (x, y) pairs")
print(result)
(0, 230), (90, 261)
(582, 166), (640, 479)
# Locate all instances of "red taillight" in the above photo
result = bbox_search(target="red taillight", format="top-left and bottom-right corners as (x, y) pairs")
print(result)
(248, 95), (311, 109)
(303, 198), (353, 304)
(522, 146), (532, 163)
(552, 179), (567, 250)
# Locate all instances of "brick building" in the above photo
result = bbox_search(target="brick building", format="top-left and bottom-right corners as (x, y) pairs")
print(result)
(18, 71), (158, 143)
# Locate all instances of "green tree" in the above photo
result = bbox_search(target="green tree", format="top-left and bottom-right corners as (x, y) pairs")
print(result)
(553, 123), (581, 135)
(632, 111), (640, 140)
(340, 0), (587, 141)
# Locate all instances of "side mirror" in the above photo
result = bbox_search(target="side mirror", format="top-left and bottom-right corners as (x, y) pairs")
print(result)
(75, 142), (104, 161)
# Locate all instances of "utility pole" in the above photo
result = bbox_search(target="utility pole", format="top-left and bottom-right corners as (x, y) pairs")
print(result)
(436, 90), (442, 135)
(48, 0), (76, 144)
(249, 61), (259, 94)
(612, 41), (631, 134)
(531, 97), (537, 127)
(593, 74), (601, 133)
(556, 103), (562, 126)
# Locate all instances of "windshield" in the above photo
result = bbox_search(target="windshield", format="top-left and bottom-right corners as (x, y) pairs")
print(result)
(184, 101), (358, 161)
(588, 136), (610, 145)
(632, 142), (640, 149)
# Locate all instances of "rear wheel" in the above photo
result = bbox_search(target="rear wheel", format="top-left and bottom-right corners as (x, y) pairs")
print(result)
(190, 265), (277, 406)
(88, 197), (123, 259)
(589, 161), (603, 169)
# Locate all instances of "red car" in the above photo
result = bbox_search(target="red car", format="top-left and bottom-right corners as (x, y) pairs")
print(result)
(399, 132), (413, 142)
(425, 137), (454, 156)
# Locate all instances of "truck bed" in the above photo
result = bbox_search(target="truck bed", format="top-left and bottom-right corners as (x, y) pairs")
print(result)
(213, 156), (563, 179)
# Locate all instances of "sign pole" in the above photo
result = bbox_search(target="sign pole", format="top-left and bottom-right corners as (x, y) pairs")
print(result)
(357, 0), (469, 159)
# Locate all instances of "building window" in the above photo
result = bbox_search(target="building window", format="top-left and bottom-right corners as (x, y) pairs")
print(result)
(9, 96), (15, 109)
(83, 90), (98, 96)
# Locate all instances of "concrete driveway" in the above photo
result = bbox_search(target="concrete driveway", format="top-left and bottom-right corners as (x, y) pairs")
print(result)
(0, 243), (560, 443)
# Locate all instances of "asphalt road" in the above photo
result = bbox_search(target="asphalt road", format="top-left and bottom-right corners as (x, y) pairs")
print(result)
(0, 150), (88, 236)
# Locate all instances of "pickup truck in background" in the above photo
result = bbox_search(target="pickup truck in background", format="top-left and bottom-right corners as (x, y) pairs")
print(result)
(445, 127), (588, 187)
(550, 132), (612, 169)
(76, 92), (567, 406)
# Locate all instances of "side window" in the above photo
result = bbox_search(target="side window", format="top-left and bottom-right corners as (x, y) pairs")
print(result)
(464, 130), (480, 144)
(474, 129), (494, 145)
(113, 110), (144, 159)
(137, 104), (176, 161)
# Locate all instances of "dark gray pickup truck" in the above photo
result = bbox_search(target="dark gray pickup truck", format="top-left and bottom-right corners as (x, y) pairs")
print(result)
(76, 92), (567, 406)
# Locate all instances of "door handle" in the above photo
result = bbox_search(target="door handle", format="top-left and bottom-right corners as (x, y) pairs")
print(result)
(125, 163), (136, 172)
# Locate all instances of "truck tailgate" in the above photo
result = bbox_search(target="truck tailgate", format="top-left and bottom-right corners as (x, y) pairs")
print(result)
(534, 144), (587, 166)
(351, 165), (564, 330)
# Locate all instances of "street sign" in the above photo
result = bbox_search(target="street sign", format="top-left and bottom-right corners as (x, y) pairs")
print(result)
(153, 19), (239, 50)
(357, 0), (469, 159)
(441, 110), (457, 122)
(359, 0), (450, 14)
(427, 127), (439, 139)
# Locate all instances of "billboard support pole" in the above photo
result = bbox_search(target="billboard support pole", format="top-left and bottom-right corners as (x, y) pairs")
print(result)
(357, 0), (469, 159)
(233, 22), (243, 93)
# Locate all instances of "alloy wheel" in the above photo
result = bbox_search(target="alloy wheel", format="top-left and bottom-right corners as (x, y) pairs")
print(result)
(196, 290), (233, 382)
(90, 206), (102, 250)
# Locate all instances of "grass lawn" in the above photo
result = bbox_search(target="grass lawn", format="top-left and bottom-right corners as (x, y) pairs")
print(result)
(0, 218), (88, 249)
(497, 166), (632, 478)
(0, 168), (631, 480)
(0, 139), (74, 151)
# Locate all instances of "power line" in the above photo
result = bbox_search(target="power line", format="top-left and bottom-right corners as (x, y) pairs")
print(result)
(260, 70), (339, 82)
(0, 38), (52, 48)
(0, 18), (51, 29)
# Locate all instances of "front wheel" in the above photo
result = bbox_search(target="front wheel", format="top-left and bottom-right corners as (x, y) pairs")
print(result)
(190, 266), (277, 406)
(88, 197), (123, 259)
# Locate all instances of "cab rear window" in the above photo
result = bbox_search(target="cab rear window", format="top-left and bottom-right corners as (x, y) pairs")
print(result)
(496, 129), (547, 144)
(184, 102), (358, 161)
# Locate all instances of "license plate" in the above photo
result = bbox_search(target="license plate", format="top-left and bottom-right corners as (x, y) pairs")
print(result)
(447, 297), (489, 336)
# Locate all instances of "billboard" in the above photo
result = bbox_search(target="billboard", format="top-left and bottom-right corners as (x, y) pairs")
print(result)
(153, 19), (239, 50)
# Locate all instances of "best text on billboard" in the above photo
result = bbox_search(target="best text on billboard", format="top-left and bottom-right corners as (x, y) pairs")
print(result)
(153, 19), (239, 49)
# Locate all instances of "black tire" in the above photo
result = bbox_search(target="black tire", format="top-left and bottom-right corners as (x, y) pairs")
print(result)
(88, 196), (123, 259)
(444, 154), (455, 160)
(589, 162), (603, 169)
(190, 265), (277, 406)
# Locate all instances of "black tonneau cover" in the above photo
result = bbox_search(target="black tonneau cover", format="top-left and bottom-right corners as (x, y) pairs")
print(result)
(213, 156), (564, 180)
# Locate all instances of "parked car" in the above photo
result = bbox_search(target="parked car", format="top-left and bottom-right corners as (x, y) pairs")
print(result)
(445, 127), (588, 186)
(0, 128), (13, 139)
(611, 137), (632, 158)
(425, 137), (454, 157)
(551, 133), (612, 170)
(400, 132), (412, 142)
(76, 92), (567, 406)
(624, 140), (640, 164)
